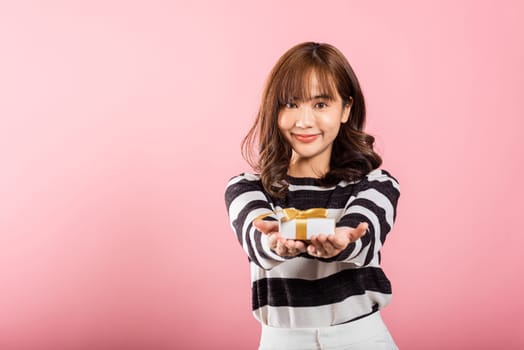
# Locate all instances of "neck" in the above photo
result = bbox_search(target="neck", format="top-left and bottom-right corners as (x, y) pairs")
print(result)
(287, 155), (330, 178)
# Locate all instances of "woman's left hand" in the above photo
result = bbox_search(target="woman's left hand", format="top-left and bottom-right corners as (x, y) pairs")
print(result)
(307, 222), (368, 259)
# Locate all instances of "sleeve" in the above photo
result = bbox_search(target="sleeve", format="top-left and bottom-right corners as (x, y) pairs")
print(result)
(224, 173), (291, 270)
(327, 169), (400, 266)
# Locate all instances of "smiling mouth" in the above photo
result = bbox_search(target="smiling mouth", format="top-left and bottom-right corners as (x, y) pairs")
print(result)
(293, 133), (320, 143)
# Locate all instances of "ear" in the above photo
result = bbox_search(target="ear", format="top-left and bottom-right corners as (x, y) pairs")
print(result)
(341, 97), (353, 124)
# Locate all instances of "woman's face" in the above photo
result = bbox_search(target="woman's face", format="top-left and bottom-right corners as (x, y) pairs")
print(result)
(277, 72), (351, 170)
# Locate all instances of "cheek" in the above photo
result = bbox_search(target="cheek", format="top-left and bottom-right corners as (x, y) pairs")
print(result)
(326, 125), (342, 139)
(277, 112), (294, 131)
(318, 115), (342, 132)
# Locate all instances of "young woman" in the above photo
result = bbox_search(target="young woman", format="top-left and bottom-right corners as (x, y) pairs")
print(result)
(225, 42), (400, 350)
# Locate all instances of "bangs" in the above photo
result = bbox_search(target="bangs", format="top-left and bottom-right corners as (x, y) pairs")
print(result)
(276, 65), (338, 105)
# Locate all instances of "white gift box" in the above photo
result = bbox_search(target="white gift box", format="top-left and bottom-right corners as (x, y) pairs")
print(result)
(279, 216), (335, 240)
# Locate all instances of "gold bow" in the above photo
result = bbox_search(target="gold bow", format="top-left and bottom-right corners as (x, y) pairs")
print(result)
(254, 208), (328, 240)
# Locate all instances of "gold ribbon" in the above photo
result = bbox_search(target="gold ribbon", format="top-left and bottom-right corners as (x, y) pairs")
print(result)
(254, 208), (328, 240)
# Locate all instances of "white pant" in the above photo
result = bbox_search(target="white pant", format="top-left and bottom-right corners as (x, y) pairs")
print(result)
(259, 312), (398, 350)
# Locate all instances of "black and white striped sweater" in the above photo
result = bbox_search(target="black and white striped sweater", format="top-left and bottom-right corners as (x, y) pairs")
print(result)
(224, 168), (400, 328)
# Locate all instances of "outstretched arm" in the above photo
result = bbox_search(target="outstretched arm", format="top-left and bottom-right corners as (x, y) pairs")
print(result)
(225, 174), (304, 270)
(308, 169), (400, 265)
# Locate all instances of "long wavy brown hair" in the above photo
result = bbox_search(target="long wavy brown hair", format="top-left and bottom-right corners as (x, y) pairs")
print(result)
(242, 42), (382, 198)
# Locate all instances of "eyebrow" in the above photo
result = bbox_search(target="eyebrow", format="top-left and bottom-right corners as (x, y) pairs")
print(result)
(291, 94), (334, 102)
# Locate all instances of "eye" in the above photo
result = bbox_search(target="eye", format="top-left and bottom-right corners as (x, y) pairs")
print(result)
(284, 102), (298, 109)
(315, 102), (328, 109)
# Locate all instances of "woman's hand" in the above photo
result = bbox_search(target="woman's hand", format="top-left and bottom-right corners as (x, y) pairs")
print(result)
(253, 220), (307, 257)
(307, 222), (369, 259)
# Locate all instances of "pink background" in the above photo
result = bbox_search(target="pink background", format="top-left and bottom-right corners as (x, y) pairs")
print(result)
(1, 1), (523, 349)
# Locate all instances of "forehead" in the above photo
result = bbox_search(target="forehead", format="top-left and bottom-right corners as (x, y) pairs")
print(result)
(278, 68), (339, 103)
(306, 72), (332, 98)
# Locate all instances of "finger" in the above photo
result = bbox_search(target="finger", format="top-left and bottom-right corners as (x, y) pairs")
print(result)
(294, 240), (307, 253)
(310, 235), (327, 257)
(254, 219), (279, 235)
(306, 237), (317, 255)
(327, 234), (348, 249)
(307, 243), (318, 256)
(275, 239), (287, 255)
(351, 222), (369, 240)
(317, 234), (331, 256)
(319, 236), (337, 256)
(268, 234), (279, 250)
(284, 240), (298, 256)
(269, 234), (285, 252)
(280, 237), (294, 256)
(287, 240), (308, 256)
(321, 235), (344, 258)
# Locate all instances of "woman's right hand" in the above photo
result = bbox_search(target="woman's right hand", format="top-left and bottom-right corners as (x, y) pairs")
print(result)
(253, 220), (307, 257)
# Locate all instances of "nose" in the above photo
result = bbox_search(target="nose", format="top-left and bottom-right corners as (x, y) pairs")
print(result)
(295, 106), (314, 128)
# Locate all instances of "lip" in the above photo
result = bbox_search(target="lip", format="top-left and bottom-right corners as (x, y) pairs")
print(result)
(293, 133), (320, 143)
